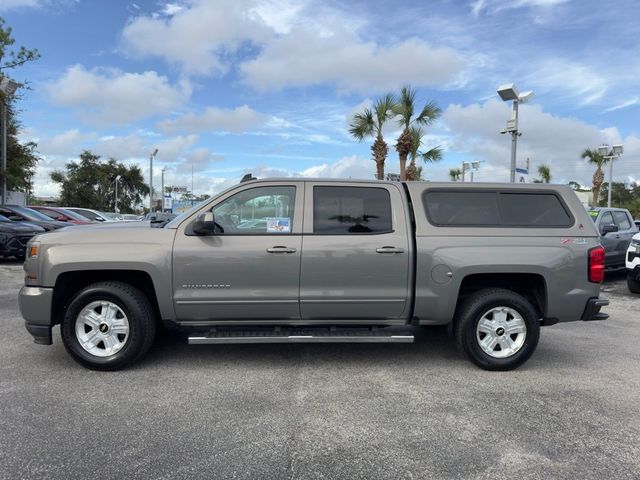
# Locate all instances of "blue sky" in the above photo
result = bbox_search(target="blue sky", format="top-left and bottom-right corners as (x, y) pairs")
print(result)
(2, 0), (639, 198)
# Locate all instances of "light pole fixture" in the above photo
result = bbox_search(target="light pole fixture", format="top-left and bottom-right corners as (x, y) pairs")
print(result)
(149, 148), (158, 211)
(598, 143), (624, 207)
(462, 161), (481, 182)
(0, 76), (22, 205)
(497, 83), (534, 183)
(114, 175), (121, 213)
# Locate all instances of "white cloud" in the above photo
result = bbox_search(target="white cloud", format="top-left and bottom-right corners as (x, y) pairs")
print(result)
(0, 0), (39, 10)
(241, 32), (464, 93)
(46, 65), (191, 124)
(184, 148), (225, 169)
(300, 155), (374, 179)
(121, 0), (270, 76)
(159, 105), (268, 134)
(442, 99), (640, 185)
(471, 0), (570, 16)
(35, 129), (96, 156)
(525, 60), (608, 105)
(604, 97), (640, 113)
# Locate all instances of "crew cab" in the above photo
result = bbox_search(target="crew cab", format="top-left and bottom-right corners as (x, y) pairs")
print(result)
(19, 178), (608, 371)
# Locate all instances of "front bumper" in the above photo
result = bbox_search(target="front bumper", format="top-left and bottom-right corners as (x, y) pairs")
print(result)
(19, 286), (54, 345)
(581, 297), (609, 321)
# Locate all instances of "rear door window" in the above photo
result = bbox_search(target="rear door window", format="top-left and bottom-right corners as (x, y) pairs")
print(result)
(313, 186), (393, 234)
(612, 211), (631, 230)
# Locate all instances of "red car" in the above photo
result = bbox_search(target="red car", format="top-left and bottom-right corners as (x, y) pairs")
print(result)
(28, 206), (94, 225)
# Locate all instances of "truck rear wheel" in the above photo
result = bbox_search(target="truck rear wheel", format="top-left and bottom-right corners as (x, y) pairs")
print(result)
(61, 282), (156, 371)
(454, 288), (540, 371)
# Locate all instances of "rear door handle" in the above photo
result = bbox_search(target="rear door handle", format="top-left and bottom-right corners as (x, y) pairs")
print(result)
(266, 246), (297, 254)
(376, 246), (405, 254)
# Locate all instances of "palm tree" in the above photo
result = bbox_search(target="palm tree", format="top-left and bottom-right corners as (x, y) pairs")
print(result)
(581, 148), (609, 205)
(537, 164), (552, 183)
(406, 126), (443, 181)
(449, 168), (462, 182)
(349, 93), (396, 180)
(393, 86), (441, 181)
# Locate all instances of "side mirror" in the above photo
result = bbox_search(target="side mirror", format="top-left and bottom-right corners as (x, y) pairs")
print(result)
(8, 215), (22, 221)
(192, 212), (216, 235)
(601, 224), (618, 235)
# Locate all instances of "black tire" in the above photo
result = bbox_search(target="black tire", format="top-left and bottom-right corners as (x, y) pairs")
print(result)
(454, 288), (540, 371)
(628, 273), (640, 294)
(61, 281), (156, 371)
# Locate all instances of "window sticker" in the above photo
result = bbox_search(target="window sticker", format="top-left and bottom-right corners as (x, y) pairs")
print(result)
(266, 217), (291, 233)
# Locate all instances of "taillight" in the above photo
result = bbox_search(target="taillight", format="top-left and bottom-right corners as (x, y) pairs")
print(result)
(588, 246), (605, 283)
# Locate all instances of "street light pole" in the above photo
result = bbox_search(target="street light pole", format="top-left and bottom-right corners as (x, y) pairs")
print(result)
(509, 100), (519, 183)
(0, 76), (21, 205)
(161, 168), (165, 213)
(497, 84), (534, 183)
(149, 148), (158, 212)
(114, 175), (121, 213)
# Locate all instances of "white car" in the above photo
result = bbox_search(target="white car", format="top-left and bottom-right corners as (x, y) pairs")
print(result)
(627, 232), (640, 293)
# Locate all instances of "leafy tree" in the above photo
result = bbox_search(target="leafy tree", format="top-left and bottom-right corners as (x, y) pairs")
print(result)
(0, 17), (41, 198)
(406, 126), (442, 181)
(449, 168), (462, 182)
(599, 182), (640, 218)
(349, 93), (396, 180)
(581, 148), (609, 206)
(393, 86), (441, 181)
(50, 150), (149, 213)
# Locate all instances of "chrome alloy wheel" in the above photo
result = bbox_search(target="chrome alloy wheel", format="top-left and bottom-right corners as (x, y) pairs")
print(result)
(75, 301), (130, 357)
(475, 306), (527, 359)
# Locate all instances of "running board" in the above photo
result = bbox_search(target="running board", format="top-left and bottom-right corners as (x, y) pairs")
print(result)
(188, 327), (414, 344)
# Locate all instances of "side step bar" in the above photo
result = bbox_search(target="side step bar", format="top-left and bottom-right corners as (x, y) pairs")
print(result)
(188, 327), (414, 345)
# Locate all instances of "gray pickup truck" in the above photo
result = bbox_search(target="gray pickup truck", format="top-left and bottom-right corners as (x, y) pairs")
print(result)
(19, 178), (609, 371)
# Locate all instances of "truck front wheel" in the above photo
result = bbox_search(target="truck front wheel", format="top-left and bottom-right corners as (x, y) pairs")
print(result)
(61, 282), (156, 371)
(454, 288), (540, 371)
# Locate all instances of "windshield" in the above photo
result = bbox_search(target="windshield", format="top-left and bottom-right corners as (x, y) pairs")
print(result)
(0, 214), (10, 222)
(7, 206), (52, 221)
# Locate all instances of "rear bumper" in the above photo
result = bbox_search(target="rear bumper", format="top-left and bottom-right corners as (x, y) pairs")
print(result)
(19, 286), (54, 345)
(581, 297), (609, 321)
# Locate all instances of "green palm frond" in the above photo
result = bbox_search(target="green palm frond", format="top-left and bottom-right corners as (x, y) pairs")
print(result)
(409, 126), (423, 161)
(420, 146), (443, 164)
(581, 148), (608, 167)
(415, 101), (442, 126)
(392, 85), (416, 129)
(537, 164), (551, 183)
(374, 93), (397, 131)
(348, 108), (375, 141)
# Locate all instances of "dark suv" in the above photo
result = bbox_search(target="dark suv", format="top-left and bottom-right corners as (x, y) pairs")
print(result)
(588, 207), (638, 270)
(0, 214), (45, 259)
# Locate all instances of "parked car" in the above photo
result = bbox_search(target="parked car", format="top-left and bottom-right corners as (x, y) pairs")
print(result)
(20, 178), (608, 371)
(0, 214), (45, 259)
(28, 206), (93, 225)
(0, 205), (68, 231)
(120, 214), (142, 221)
(626, 232), (640, 294)
(588, 208), (638, 271)
(63, 207), (113, 223)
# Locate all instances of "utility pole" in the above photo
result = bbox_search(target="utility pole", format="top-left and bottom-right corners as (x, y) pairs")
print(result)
(161, 168), (165, 213)
(114, 175), (121, 213)
(149, 148), (158, 212)
(191, 164), (194, 207)
(1, 101), (6, 205)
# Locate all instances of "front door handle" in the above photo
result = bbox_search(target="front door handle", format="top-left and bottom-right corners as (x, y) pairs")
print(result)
(376, 246), (405, 254)
(266, 246), (297, 254)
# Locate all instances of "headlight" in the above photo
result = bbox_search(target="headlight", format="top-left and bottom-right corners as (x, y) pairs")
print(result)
(27, 241), (40, 259)
(631, 238), (640, 248)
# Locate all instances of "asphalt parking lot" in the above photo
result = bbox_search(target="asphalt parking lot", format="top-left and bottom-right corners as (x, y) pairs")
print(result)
(1, 261), (639, 480)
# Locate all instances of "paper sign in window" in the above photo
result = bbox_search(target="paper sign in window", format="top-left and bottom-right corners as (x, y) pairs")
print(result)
(266, 217), (291, 233)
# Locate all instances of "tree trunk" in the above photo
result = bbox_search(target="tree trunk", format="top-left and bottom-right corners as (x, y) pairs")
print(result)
(372, 134), (388, 180)
(395, 128), (413, 181)
(593, 167), (604, 206)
